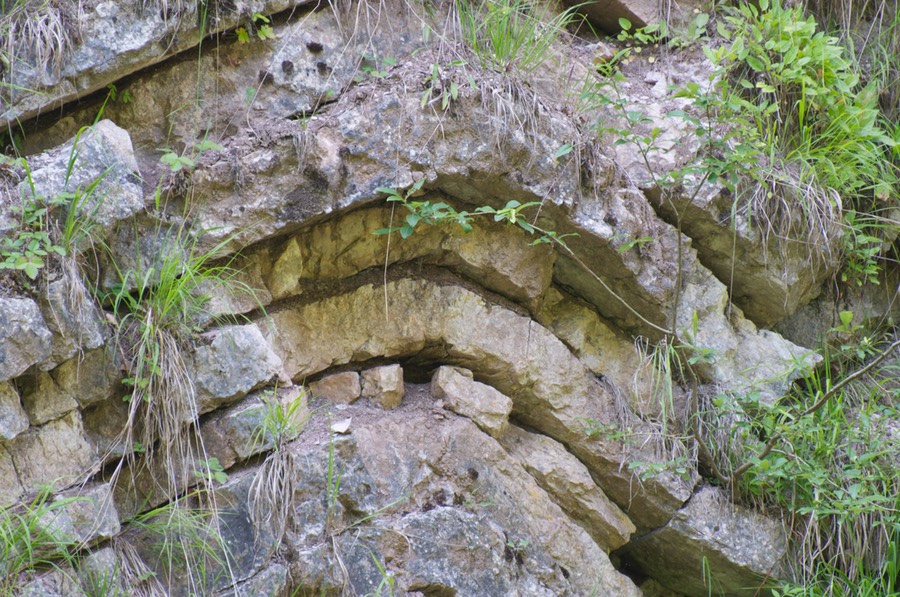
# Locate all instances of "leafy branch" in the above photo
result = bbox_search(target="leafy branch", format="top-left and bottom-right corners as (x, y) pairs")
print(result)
(373, 181), (673, 335)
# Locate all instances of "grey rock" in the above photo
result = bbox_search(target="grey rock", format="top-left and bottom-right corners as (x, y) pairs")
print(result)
(501, 425), (636, 551)
(353, 411), (642, 595)
(431, 366), (512, 438)
(191, 323), (283, 413)
(0, 381), (29, 441)
(309, 371), (361, 404)
(51, 347), (122, 409)
(620, 485), (788, 597)
(361, 364), (405, 409)
(0, 444), (25, 506)
(264, 277), (694, 531)
(222, 562), (290, 597)
(39, 483), (120, 547)
(17, 568), (86, 597)
(20, 371), (79, 425)
(395, 507), (550, 597)
(293, 544), (344, 595)
(7, 410), (97, 492)
(21, 120), (143, 245)
(0, 297), (53, 382)
(39, 276), (106, 367)
(0, 1), (312, 130)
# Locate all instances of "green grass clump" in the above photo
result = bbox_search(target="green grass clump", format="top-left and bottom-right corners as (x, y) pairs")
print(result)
(0, 488), (85, 593)
(456, 0), (579, 76)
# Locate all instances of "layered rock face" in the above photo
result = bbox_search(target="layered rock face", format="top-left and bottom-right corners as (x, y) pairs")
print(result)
(1, 0), (877, 595)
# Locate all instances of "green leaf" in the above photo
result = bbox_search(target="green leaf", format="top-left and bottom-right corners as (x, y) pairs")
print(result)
(23, 261), (40, 279)
(618, 17), (632, 31)
(257, 25), (276, 40)
(553, 143), (573, 159)
(399, 224), (414, 239)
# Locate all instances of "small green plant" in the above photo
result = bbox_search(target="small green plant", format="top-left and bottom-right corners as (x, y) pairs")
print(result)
(841, 211), (886, 286)
(193, 458), (228, 486)
(159, 139), (223, 174)
(235, 12), (275, 43)
(1, 137), (105, 281)
(368, 550), (396, 596)
(616, 17), (667, 47)
(325, 422), (344, 530)
(611, 232), (654, 255)
(248, 388), (309, 545)
(356, 54), (397, 80)
(420, 60), (475, 111)
(0, 183), (67, 279)
(105, 83), (133, 105)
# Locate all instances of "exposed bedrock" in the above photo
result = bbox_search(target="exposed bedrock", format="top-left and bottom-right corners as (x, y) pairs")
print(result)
(0, 0), (848, 593)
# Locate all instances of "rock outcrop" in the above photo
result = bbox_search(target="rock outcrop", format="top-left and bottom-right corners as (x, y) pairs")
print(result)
(3, 0), (887, 594)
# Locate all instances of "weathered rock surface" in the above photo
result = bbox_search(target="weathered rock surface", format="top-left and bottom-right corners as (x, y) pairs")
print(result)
(620, 485), (788, 597)
(51, 347), (122, 409)
(263, 275), (696, 530)
(0, 297), (53, 382)
(0, 0), (863, 594)
(191, 323), (284, 412)
(309, 371), (361, 404)
(39, 483), (121, 547)
(432, 365), (513, 438)
(0, 1), (314, 130)
(0, 381), (29, 441)
(0, 444), (25, 505)
(272, 398), (644, 596)
(502, 425), (636, 551)
(20, 371), (79, 425)
(19, 120), (143, 244)
(7, 410), (97, 492)
(360, 364), (405, 409)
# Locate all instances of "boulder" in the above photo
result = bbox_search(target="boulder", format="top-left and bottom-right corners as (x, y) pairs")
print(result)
(0, 381), (29, 441)
(191, 323), (284, 413)
(619, 485), (788, 597)
(360, 364), (405, 409)
(431, 366), (513, 438)
(20, 120), (143, 247)
(19, 371), (79, 425)
(7, 410), (97, 492)
(309, 371), (361, 405)
(0, 297), (53, 382)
